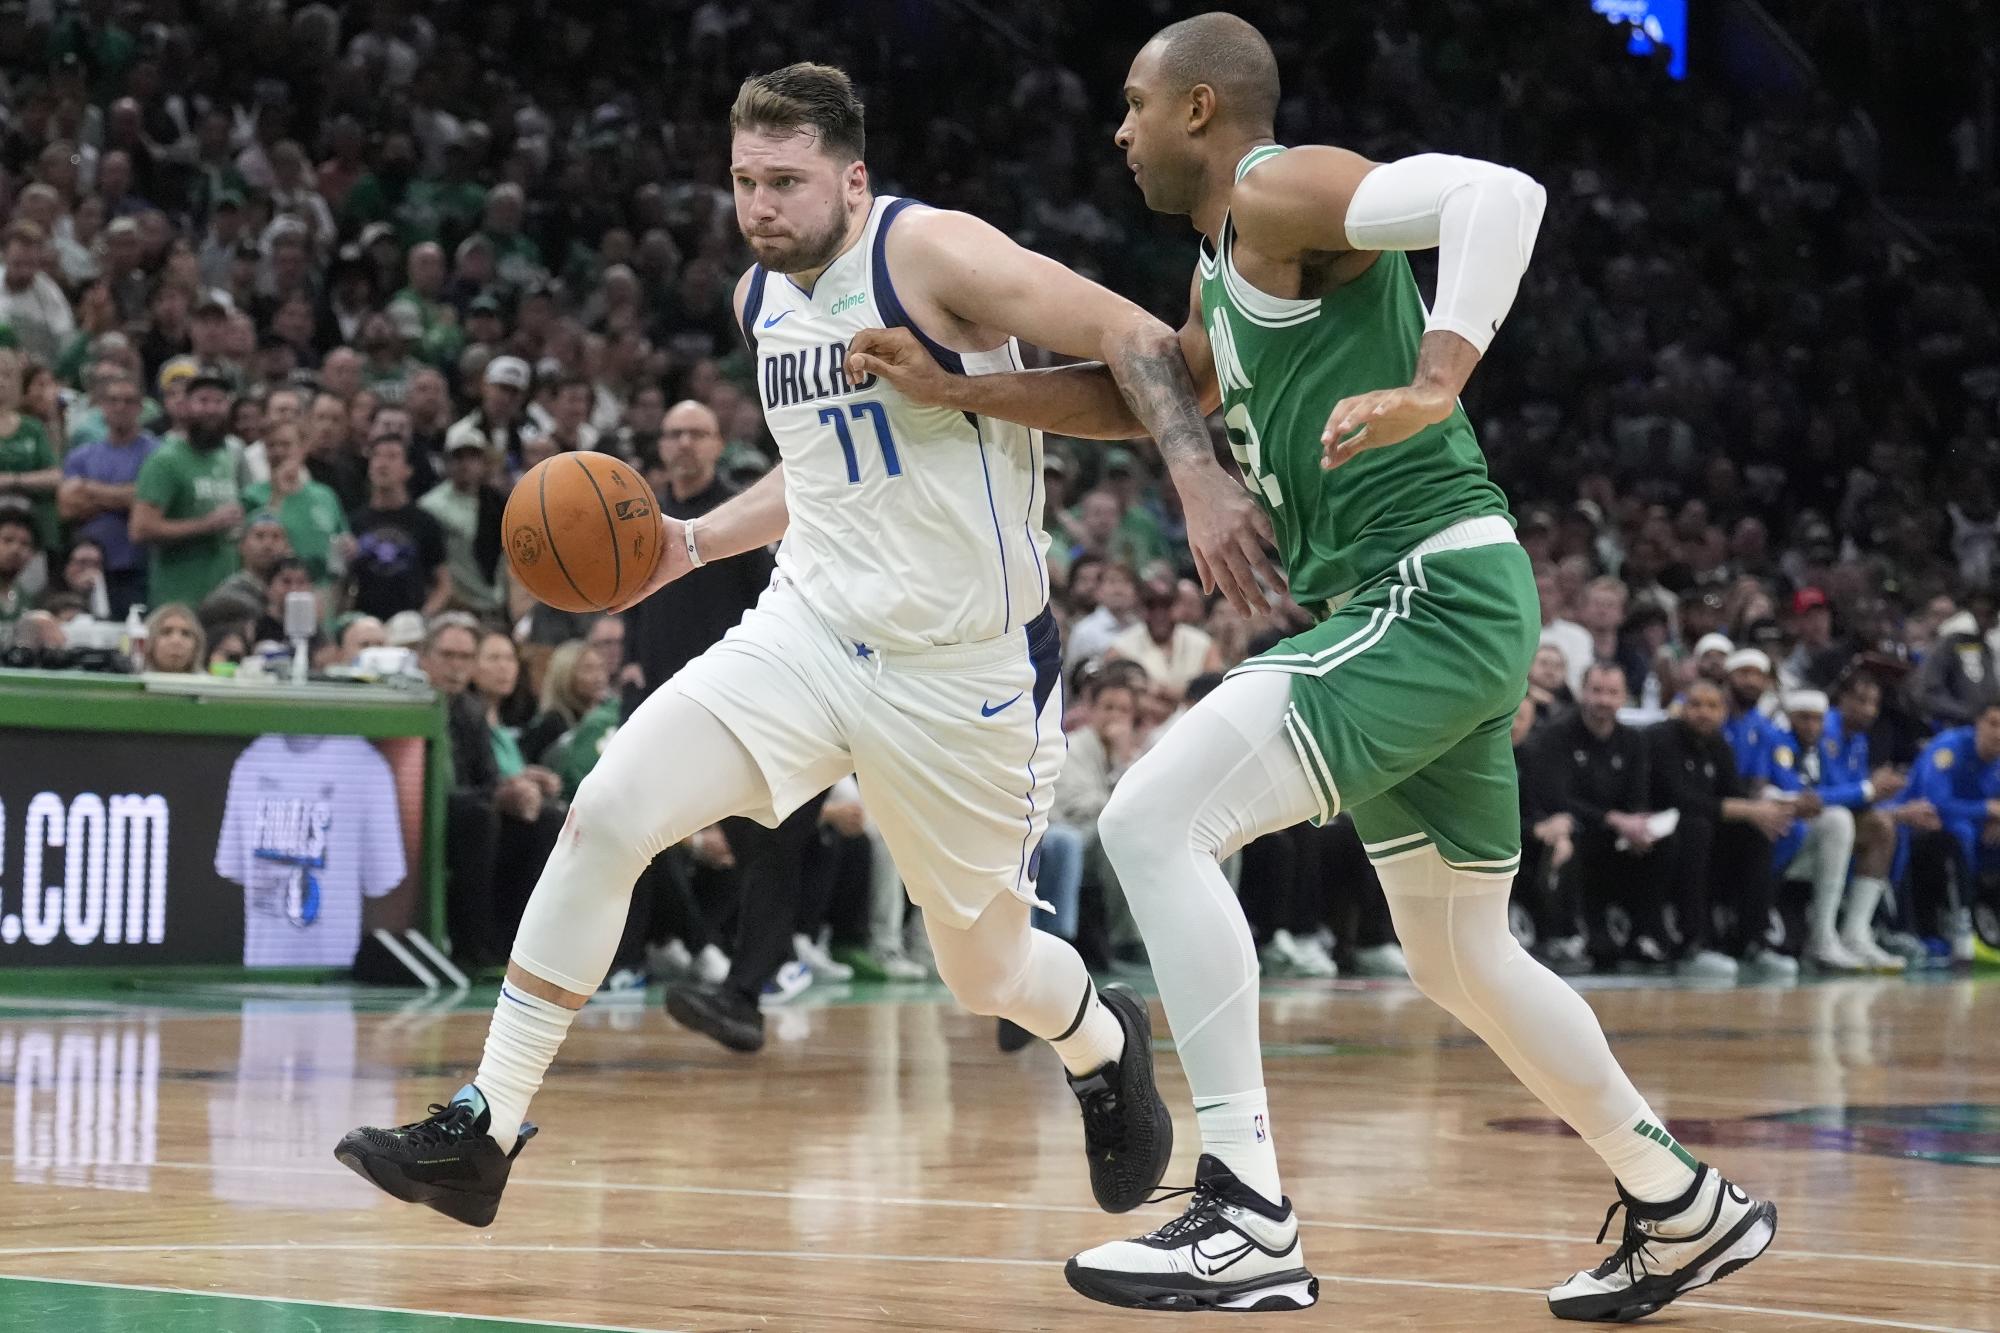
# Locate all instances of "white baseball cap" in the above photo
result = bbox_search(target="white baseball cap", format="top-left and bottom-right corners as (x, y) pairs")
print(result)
(1693, 632), (1735, 660)
(1785, 690), (1829, 715)
(484, 355), (530, 390)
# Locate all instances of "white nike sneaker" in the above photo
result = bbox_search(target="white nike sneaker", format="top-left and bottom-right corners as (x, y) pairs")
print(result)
(1065, 1154), (1319, 1313)
(758, 959), (813, 1009)
(1350, 942), (1409, 978)
(1845, 932), (1907, 972)
(1807, 933), (1867, 973)
(875, 948), (930, 981)
(792, 931), (854, 982)
(1262, 929), (1336, 979)
(1292, 933), (1339, 978)
(1550, 1164), (1777, 1322)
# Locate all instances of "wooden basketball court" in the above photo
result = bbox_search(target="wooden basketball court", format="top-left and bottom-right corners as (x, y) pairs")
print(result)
(0, 974), (1994, 1331)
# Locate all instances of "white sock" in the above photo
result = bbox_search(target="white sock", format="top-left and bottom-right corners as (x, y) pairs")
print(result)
(1050, 987), (1126, 1076)
(473, 982), (577, 1154)
(1195, 1087), (1282, 1204)
(1586, 1106), (1700, 1203)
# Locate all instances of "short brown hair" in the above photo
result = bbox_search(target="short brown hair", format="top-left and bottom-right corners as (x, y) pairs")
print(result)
(730, 62), (865, 162)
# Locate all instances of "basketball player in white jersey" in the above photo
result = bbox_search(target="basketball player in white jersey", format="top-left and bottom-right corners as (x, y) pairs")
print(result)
(335, 63), (1280, 1230)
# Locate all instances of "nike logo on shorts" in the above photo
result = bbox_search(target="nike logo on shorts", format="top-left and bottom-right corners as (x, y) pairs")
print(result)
(980, 693), (1023, 718)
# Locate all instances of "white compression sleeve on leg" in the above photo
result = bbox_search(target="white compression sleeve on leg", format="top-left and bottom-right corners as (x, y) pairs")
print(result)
(923, 892), (1122, 1073)
(1342, 153), (1547, 355)
(1378, 849), (1697, 1201)
(509, 687), (774, 995)
(1098, 670), (1320, 1202)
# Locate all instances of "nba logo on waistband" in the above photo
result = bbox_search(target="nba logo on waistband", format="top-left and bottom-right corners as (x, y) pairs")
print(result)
(1254, 1114), (1267, 1143)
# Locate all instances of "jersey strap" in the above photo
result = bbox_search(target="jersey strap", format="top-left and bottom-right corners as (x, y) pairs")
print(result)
(1234, 143), (1288, 181)
(738, 265), (769, 351)
(870, 197), (966, 375)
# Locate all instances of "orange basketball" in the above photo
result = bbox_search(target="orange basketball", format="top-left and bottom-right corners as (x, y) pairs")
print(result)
(503, 453), (663, 613)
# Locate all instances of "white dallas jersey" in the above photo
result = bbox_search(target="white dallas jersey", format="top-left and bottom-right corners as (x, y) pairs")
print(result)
(214, 734), (407, 968)
(747, 196), (1051, 650)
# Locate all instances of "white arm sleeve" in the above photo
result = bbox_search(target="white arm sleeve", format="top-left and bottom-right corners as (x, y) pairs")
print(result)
(1341, 153), (1546, 356)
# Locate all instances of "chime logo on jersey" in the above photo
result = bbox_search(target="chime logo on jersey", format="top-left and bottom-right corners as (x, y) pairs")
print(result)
(250, 796), (333, 928)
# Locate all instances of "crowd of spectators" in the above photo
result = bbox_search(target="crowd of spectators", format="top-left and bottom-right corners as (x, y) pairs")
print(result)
(0, 1), (1994, 999)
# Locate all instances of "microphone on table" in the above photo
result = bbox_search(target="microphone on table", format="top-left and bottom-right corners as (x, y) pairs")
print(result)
(284, 590), (317, 686)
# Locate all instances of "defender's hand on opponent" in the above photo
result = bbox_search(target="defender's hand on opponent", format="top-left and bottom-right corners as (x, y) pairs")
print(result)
(846, 328), (961, 410)
(848, 327), (1281, 618)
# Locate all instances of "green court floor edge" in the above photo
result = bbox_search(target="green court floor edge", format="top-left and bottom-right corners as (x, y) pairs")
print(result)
(0, 1275), (664, 1333)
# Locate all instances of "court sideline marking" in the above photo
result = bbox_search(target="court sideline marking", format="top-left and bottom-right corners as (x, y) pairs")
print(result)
(3, 1150), (1992, 1276)
(0, 1245), (1982, 1333)
(0, 1272), (677, 1332)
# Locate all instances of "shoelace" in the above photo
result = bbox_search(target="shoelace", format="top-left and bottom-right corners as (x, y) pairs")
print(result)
(1143, 1178), (1227, 1243)
(1593, 1197), (1656, 1283)
(1077, 1085), (1126, 1156)
(403, 1101), (480, 1150)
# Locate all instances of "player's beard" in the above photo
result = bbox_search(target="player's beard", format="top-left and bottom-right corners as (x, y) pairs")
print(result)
(1135, 150), (1202, 217)
(753, 194), (852, 276)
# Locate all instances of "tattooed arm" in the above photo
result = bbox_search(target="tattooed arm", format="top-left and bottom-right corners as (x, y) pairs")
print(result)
(860, 213), (1279, 610)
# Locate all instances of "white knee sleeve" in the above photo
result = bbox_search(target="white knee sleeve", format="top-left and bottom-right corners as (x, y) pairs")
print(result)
(924, 892), (1102, 1040)
(1379, 846), (1647, 1142)
(1102, 670), (1315, 876)
(510, 689), (771, 996)
(1374, 848), (1517, 1014)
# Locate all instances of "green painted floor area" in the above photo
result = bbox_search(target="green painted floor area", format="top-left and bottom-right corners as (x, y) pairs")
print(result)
(0, 1277), (653, 1333)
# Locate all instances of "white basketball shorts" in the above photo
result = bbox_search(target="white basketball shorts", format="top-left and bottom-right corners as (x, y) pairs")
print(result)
(668, 576), (1064, 930)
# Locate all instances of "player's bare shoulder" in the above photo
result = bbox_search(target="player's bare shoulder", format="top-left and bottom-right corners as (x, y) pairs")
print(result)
(1227, 144), (1381, 293)
(876, 204), (1008, 281)
(875, 204), (1017, 342)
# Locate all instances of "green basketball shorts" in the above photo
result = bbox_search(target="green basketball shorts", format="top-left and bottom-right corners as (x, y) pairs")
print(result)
(1227, 515), (1539, 877)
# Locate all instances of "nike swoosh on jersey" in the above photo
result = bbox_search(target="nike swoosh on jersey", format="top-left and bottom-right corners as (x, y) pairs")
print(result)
(762, 310), (791, 328)
(980, 693), (1023, 717)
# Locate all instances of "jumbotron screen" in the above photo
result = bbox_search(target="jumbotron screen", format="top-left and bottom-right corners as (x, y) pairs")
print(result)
(1593, 0), (1689, 79)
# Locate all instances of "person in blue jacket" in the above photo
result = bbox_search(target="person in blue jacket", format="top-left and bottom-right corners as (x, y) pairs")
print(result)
(1889, 699), (2000, 954)
(1776, 683), (1912, 971)
(1721, 649), (1784, 788)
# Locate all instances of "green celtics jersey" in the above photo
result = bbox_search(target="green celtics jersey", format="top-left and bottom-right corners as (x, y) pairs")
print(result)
(1199, 144), (1511, 606)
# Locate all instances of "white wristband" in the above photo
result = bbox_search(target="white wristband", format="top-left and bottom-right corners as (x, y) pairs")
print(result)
(683, 519), (706, 569)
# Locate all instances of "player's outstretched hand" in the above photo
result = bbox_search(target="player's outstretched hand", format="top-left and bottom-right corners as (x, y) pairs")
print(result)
(846, 328), (959, 409)
(608, 515), (694, 613)
(1321, 384), (1455, 469)
(1174, 463), (1283, 618)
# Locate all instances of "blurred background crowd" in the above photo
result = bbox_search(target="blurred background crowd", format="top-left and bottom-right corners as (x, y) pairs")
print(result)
(0, 0), (1996, 1028)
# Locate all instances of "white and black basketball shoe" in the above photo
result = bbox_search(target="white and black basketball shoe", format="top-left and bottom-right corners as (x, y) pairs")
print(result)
(1550, 1163), (1776, 1322)
(1064, 1153), (1319, 1313)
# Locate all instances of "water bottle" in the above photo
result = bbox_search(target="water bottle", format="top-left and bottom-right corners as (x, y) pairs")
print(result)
(123, 604), (148, 673)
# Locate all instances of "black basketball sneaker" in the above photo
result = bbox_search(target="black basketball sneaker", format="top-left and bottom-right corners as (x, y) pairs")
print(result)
(665, 982), (765, 1053)
(334, 1085), (535, 1228)
(1068, 985), (1174, 1213)
(1065, 1153), (1319, 1312)
(1549, 1163), (1777, 1321)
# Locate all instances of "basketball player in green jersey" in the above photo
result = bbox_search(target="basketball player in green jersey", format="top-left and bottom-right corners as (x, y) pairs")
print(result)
(847, 11), (1776, 1321)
